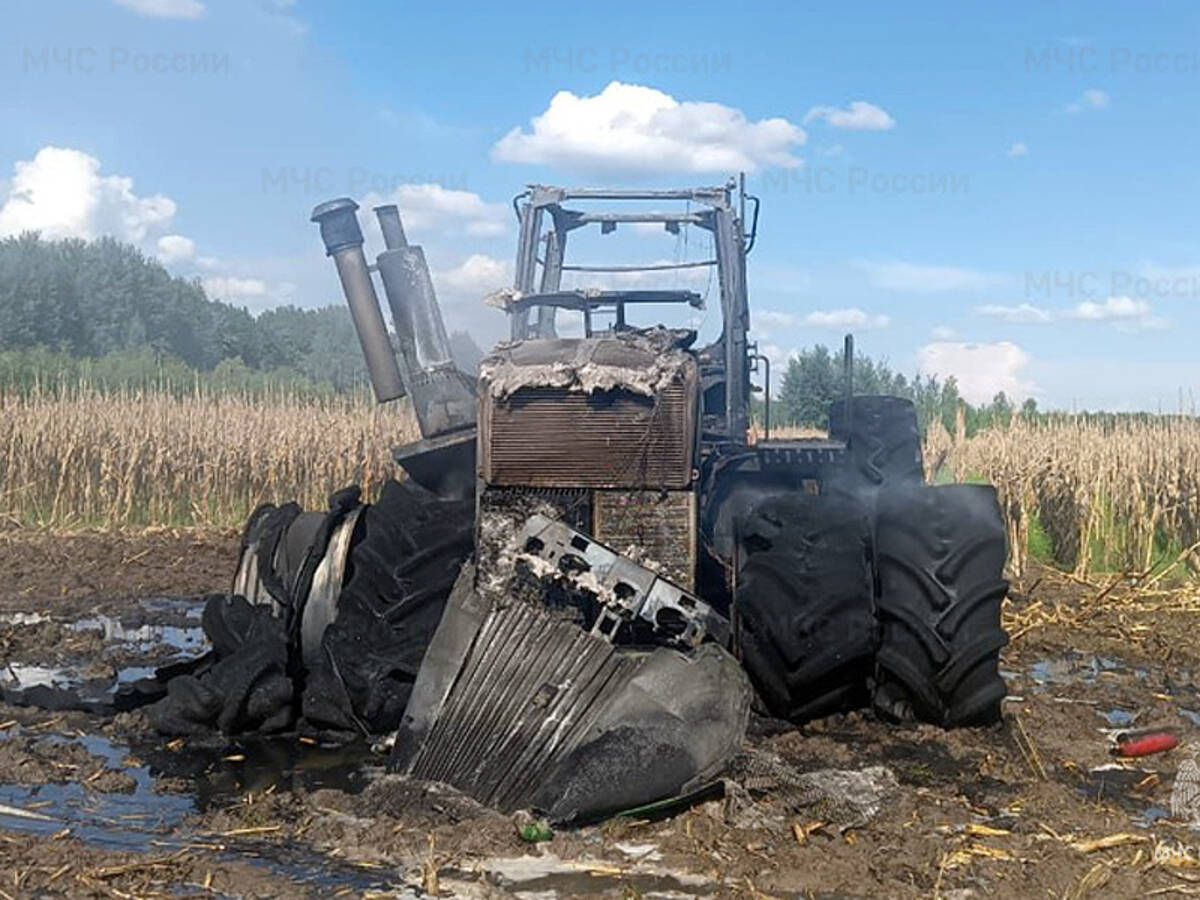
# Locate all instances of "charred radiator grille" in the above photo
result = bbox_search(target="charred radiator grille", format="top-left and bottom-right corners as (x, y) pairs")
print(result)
(483, 380), (696, 489)
(593, 490), (696, 590)
(407, 602), (638, 811)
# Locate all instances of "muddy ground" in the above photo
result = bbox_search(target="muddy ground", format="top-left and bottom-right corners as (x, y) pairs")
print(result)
(1, 531), (1200, 898)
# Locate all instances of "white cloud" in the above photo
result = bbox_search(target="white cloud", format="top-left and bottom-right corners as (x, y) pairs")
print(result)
(918, 341), (1035, 404)
(803, 101), (896, 131)
(974, 296), (1163, 329)
(803, 308), (890, 329)
(753, 310), (798, 330)
(1007, 142), (1028, 158)
(931, 325), (956, 340)
(1069, 295), (1164, 328)
(113, 0), (205, 19)
(976, 303), (1053, 323)
(202, 276), (269, 301)
(492, 81), (806, 175)
(860, 261), (994, 294)
(156, 234), (195, 264)
(1066, 88), (1110, 114)
(0, 146), (176, 243)
(361, 184), (508, 239)
(434, 254), (509, 298)
(757, 341), (798, 380)
(752, 307), (888, 331)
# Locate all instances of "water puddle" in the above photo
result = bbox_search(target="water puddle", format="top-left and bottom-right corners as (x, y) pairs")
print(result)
(1025, 652), (1148, 688)
(137, 734), (381, 810)
(1097, 707), (1138, 727)
(1074, 764), (1169, 827)
(0, 728), (400, 891)
(0, 733), (192, 850)
(71, 616), (206, 657)
(447, 853), (715, 898)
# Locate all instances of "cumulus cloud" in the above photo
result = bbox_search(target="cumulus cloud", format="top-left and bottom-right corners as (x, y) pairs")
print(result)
(1069, 295), (1164, 328)
(803, 101), (896, 131)
(860, 261), (994, 294)
(361, 184), (508, 239)
(975, 297), (1163, 329)
(113, 0), (205, 19)
(976, 303), (1053, 323)
(1007, 142), (1028, 158)
(918, 341), (1035, 404)
(434, 254), (509, 298)
(931, 325), (956, 340)
(752, 307), (889, 330)
(1066, 88), (1110, 113)
(492, 81), (806, 175)
(156, 234), (195, 264)
(0, 146), (176, 243)
(802, 308), (890, 329)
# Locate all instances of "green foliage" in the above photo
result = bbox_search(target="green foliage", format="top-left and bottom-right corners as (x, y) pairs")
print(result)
(772, 345), (1047, 438)
(0, 232), (371, 392)
(0, 345), (356, 400)
(774, 344), (963, 433)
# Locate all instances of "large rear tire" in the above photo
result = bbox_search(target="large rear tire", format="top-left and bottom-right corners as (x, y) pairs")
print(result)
(828, 395), (923, 490)
(873, 484), (1009, 727)
(734, 492), (877, 722)
(301, 480), (474, 737)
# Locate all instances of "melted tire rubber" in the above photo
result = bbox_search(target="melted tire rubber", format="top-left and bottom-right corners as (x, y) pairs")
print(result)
(301, 480), (474, 738)
(734, 492), (877, 723)
(873, 484), (1010, 727)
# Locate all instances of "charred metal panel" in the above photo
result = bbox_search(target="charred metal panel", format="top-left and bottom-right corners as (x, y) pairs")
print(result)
(392, 572), (752, 821)
(593, 490), (696, 590)
(476, 487), (591, 601)
(517, 514), (724, 646)
(404, 601), (641, 810)
(482, 381), (695, 489)
(479, 332), (699, 490)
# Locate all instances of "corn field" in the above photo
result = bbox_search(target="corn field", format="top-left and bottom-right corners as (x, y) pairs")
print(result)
(0, 385), (413, 530)
(929, 415), (1200, 581)
(2, 385), (1198, 582)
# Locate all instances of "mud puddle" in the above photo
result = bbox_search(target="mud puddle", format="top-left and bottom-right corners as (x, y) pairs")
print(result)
(0, 733), (191, 849)
(0, 597), (208, 712)
(0, 727), (402, 892)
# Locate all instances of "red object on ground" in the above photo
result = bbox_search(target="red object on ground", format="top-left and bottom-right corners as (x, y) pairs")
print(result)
(1114, 730), (1180, 757)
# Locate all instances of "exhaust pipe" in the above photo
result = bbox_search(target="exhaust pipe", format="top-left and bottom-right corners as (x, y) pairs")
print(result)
(373, 204), (455, 372)
(371, 206), (475, 438)
(313, 197), (477, 498)
(310, 199), (406, 403)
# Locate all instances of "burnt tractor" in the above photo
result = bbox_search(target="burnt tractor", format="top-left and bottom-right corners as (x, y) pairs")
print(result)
(232, 181), (1009, 822)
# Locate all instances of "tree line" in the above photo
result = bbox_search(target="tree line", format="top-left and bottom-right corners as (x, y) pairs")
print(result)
(0, 232), (487, 394)
(0, 233), (1038, 433)
(767, 344), (1038, 437)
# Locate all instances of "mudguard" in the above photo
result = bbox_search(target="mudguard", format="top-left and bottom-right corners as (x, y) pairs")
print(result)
(389, 564), (750, 824)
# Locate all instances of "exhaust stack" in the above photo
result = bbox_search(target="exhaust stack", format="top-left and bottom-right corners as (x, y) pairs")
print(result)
(311, 199), (406, 403)
(313, 198), (477, 498)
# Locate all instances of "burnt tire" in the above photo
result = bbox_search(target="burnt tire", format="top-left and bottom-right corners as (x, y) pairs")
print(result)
(734, 492), (877, 722)
(301, 479), (474, 737)
(828, 395), (923, 490)
(873, 484), (1009, 727)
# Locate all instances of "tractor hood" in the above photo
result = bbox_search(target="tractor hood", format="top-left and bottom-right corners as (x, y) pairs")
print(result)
(479, 327), (696, 400)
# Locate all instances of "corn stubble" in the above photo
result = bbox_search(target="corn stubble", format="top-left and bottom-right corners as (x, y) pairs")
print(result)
(932, 415), (1200, 580)
(0, 385), (414, 530)
(3, 385), (1198, 583)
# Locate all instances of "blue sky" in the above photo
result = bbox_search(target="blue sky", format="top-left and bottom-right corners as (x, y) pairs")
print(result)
(2, 0), (1198, 410)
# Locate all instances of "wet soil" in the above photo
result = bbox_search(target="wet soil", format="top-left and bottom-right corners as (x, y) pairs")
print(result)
(1, 530), (1200, 897)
